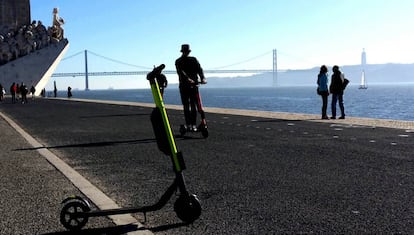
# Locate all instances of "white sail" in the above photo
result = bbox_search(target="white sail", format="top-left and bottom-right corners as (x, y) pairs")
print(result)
(359, 70), (367, 89)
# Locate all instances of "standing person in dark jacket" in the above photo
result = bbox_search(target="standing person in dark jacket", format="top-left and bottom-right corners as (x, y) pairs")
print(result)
(0, 84), (4, 101)
(30, 85), (36, 100)
(175, 44), (207, 131)
(329, 65), (346, 119)
(20, 82), (28, 104)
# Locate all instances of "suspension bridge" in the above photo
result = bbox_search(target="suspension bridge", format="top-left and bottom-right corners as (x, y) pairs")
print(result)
(52, 49), (279, 90)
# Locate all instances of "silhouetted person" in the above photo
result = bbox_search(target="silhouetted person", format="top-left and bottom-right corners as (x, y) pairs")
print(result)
(329, 65), (346, 119)
(0, 84), (4, 101)
(9, 82), (16, 103)
(175, 44), (207, 131)
(67, 86), (72, 98)
(317, 65), (329, 119)
(20, 82), (28, 104)
(53, 81), (57, 97)
(16, 83), (20, 101)
(30, 85), (36, 100)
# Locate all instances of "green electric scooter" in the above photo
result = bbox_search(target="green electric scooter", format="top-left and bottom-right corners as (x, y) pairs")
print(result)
(59, 64), (201, 231)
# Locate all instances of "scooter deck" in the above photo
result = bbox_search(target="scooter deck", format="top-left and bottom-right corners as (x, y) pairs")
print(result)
(179, 124), (209, 138)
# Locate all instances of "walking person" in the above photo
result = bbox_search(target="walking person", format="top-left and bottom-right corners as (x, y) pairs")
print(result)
(175, 44), (207, 131)
(0, 83), (4, 101)
(317, 65), (329, 119)
(30, 85), (36, 100)
(20, 82), (28, 104)
(9, 82), (16, 103)
(329, 65), (346, 119)
(16, 83), (20, 101)
(67, 86), (72, 98)
(53, 81), (57, 97)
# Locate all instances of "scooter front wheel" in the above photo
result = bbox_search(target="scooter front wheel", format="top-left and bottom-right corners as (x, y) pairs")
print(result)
(60, 200), (90, 231)
(174, 194), (201, 223)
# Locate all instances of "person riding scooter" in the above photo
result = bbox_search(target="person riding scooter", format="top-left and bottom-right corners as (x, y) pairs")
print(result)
(175, 44), (207, 132)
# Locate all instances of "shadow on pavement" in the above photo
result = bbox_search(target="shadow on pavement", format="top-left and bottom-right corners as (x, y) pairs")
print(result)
(79, 113), (149, 119)
(147, 222), (188, 232)
(253, 118), (307, 123)
(13, 138), (157, 151)
(41, 222), (189, 235)
(40, 223), (142, 235)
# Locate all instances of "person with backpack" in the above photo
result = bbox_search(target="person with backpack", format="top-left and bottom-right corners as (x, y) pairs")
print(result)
(329, 65), (346, 119)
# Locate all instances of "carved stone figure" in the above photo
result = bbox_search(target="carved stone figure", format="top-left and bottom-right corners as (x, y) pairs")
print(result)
(0, 35), (12, 64)
(5, 32), (18, 60)
(52, 8), (65, 40)
(35, 21), (49, 49)
(16, 27), (31, 56)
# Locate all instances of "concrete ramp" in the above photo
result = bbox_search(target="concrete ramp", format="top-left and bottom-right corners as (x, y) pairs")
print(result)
(0, 39), (69, 96)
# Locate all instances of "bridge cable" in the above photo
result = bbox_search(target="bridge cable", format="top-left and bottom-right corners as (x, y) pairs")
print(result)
(61, 50), (84, 61)
(277, 49), (317, 67)
(86, 50), (152, 70)
(209, 50), (273, 70)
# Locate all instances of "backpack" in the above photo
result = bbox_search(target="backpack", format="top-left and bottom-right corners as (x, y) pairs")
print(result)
(342, 78), (349, 90)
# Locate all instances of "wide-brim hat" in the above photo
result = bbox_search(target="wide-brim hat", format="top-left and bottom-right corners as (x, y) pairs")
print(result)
(180, 44), (191, 52)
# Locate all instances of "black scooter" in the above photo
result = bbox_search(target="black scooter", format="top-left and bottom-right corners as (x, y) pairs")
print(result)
(59, 64), (201, 231)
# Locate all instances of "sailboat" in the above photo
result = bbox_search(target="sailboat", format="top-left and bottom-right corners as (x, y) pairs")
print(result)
(359, 70), (368, 89)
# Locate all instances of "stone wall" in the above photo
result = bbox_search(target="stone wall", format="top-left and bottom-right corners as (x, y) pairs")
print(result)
(0, 0), (31, 29)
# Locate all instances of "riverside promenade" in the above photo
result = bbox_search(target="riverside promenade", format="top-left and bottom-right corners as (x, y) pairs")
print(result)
(0, 97), (413, 234)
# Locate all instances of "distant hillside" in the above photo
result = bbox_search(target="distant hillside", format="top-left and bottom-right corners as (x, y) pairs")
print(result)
(204, 63), (414, 87)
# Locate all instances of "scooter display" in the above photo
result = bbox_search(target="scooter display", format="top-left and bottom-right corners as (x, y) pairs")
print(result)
(59, 64), (201, 231)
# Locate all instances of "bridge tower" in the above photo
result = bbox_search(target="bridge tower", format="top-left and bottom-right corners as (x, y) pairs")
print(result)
(361, 48), (366, 68)
(272, 49), (277, 86)
(84, 50), (89, 91)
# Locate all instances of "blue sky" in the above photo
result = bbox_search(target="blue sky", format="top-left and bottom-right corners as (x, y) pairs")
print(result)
(30, 0), (414, 90)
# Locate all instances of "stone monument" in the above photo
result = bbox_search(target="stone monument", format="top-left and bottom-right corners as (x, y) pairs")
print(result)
(0, 0), (69, 96)
(0, 0), (31, 29)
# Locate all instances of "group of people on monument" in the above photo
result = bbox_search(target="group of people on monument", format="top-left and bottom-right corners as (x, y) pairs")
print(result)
(0, 8), (65, 65)
(317, 65), (349, 120)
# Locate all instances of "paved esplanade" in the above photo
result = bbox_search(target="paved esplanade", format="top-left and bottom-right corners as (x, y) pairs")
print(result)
(0, 98), (412, 234)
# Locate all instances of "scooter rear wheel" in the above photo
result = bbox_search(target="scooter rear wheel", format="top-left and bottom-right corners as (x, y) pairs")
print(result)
(60, 200), (90, 231)
(174, 194), (201, 223)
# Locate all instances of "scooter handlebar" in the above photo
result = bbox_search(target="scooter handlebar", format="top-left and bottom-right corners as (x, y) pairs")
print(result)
(147, 64), (166, 81)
